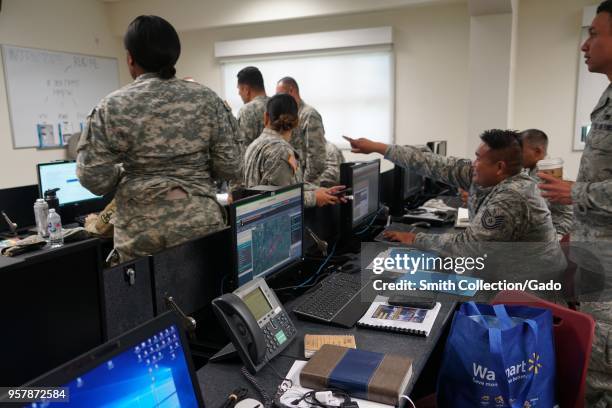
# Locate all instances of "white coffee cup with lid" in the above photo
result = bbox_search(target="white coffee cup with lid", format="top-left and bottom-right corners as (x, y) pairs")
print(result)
(537, 158), (564, 180)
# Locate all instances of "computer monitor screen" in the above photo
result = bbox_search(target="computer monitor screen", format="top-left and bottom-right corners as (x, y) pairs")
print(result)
(37, 161), (101, 205)
(427, 140), (447, 156)
(349, 161), (380, 227)
(21, 312), (203, 408)
(401, 166), (424, 200)
(232, 185), (303, 287)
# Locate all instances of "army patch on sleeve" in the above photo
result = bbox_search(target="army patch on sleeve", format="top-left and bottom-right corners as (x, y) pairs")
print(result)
(481, 208), (505, 230)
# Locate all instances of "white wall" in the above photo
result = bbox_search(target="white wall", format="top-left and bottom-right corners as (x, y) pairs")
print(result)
(467, 12), (513, 154)
(0, 0), (128, 189)
(512, 0), (600, 180)
(176, 3), (471, 168)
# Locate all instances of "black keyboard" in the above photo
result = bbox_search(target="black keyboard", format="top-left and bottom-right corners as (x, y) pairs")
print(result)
(374, 223), (416, 243)
(74, 214), (89, 227)
(74, 213), (99, 227)
(292, 273), (367, 325)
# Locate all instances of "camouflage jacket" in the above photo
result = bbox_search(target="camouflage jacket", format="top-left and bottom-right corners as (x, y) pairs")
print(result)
(525, 167), (573, 238)
(244, 127), (317, 207)
(313, 142), (345, 187)
(385, 145), (558, 250)
(572, 83), (612, 241)
(237, 95), (268, 149)
(289, 100), (327, 183)
(77, 73), (242, 216)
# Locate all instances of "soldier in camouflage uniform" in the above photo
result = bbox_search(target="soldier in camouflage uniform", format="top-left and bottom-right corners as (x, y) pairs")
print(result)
(276, 77), (327, 183)
(244, 94), (345, 208)
(313, 141), (345, 187)
(344, 131), (559, 255)
(236, 66), (269, 149)
(540, 3), (612, 404)
(519, 129), (573, 240)
(455, 129), (573, 241)
(77, 15), (241, 262)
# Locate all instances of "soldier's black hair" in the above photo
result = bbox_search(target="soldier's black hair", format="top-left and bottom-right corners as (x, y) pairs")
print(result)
(598, 0), (612, 15)
(480, 129), (523, 175)
(237, 66), (265, 91)
(519, 128), (548, 149)
(124, 15), (180, 80)
(277, 76), (299, 93)
(266, 93), (298, 132)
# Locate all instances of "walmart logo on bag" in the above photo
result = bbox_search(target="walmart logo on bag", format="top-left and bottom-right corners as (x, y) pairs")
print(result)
(528, 353), (542, 375)
(473, 353), (542, 382)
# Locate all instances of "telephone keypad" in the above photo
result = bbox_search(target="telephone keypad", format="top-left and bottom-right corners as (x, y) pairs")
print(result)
(262, 312), (296, 358)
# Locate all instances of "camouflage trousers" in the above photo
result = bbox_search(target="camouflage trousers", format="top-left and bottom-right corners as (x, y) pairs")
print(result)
(570, 232), (612, 407)
(114, 191), (226, 263)
(584, 302), (612, 408)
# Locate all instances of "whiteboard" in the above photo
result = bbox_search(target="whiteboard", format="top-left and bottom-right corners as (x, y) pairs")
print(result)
(1, 45), (120, 148)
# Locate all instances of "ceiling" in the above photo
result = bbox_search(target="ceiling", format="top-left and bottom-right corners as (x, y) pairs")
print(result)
(102, 0), (466, 34)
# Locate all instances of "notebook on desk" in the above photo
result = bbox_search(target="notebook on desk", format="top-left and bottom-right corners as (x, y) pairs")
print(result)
(357, 295), (441, 337)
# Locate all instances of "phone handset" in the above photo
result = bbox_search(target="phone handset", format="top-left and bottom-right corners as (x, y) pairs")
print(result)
(212, 293), (267, 371)
(212, 278), (297, 374)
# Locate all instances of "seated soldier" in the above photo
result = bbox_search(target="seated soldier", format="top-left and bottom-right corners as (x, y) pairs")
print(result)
(519, 129), (573, 240)
(344, 130), (561, 261)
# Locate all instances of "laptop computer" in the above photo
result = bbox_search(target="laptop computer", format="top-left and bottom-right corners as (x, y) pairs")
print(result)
(5, 312), (204, 407)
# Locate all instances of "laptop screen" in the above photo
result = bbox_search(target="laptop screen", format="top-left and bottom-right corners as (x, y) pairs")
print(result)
(37, 161), (101, 205)
(21, 313), (203, 407)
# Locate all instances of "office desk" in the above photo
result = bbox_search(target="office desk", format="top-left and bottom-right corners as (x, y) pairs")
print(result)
(0, 237), (102, 267)
(196, 295), (457, 407)
(0, 254), (24, 269)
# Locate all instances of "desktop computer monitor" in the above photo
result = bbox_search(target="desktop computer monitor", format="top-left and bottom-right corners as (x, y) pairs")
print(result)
(340, 160), (381, 231)
(399, 165), (424, 201)
(17, 312), (204, 407)
(426, 140), (447, 156)
(424, 141), (455, 196)
(37, 160), (102, 205)
(230, 184), (304, 287)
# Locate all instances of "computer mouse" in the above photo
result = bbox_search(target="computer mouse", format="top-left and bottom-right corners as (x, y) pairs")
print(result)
(410, 221), (431, 228)
(235, 398), (263, 408)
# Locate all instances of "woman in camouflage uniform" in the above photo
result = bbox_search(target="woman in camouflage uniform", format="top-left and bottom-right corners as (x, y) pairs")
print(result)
(77, 16), (242, 262)
(244, 94), (344, 207)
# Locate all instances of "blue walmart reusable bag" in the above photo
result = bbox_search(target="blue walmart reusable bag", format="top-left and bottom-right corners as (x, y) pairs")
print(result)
(437, 302), (556, 408)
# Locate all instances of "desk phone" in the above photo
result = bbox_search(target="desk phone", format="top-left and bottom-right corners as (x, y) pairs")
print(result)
(212, 277), (297, 373)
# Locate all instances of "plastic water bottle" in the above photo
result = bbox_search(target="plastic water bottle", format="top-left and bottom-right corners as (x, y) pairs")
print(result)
(47, 209), (64, 248)
(33, 199), (49, 238)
